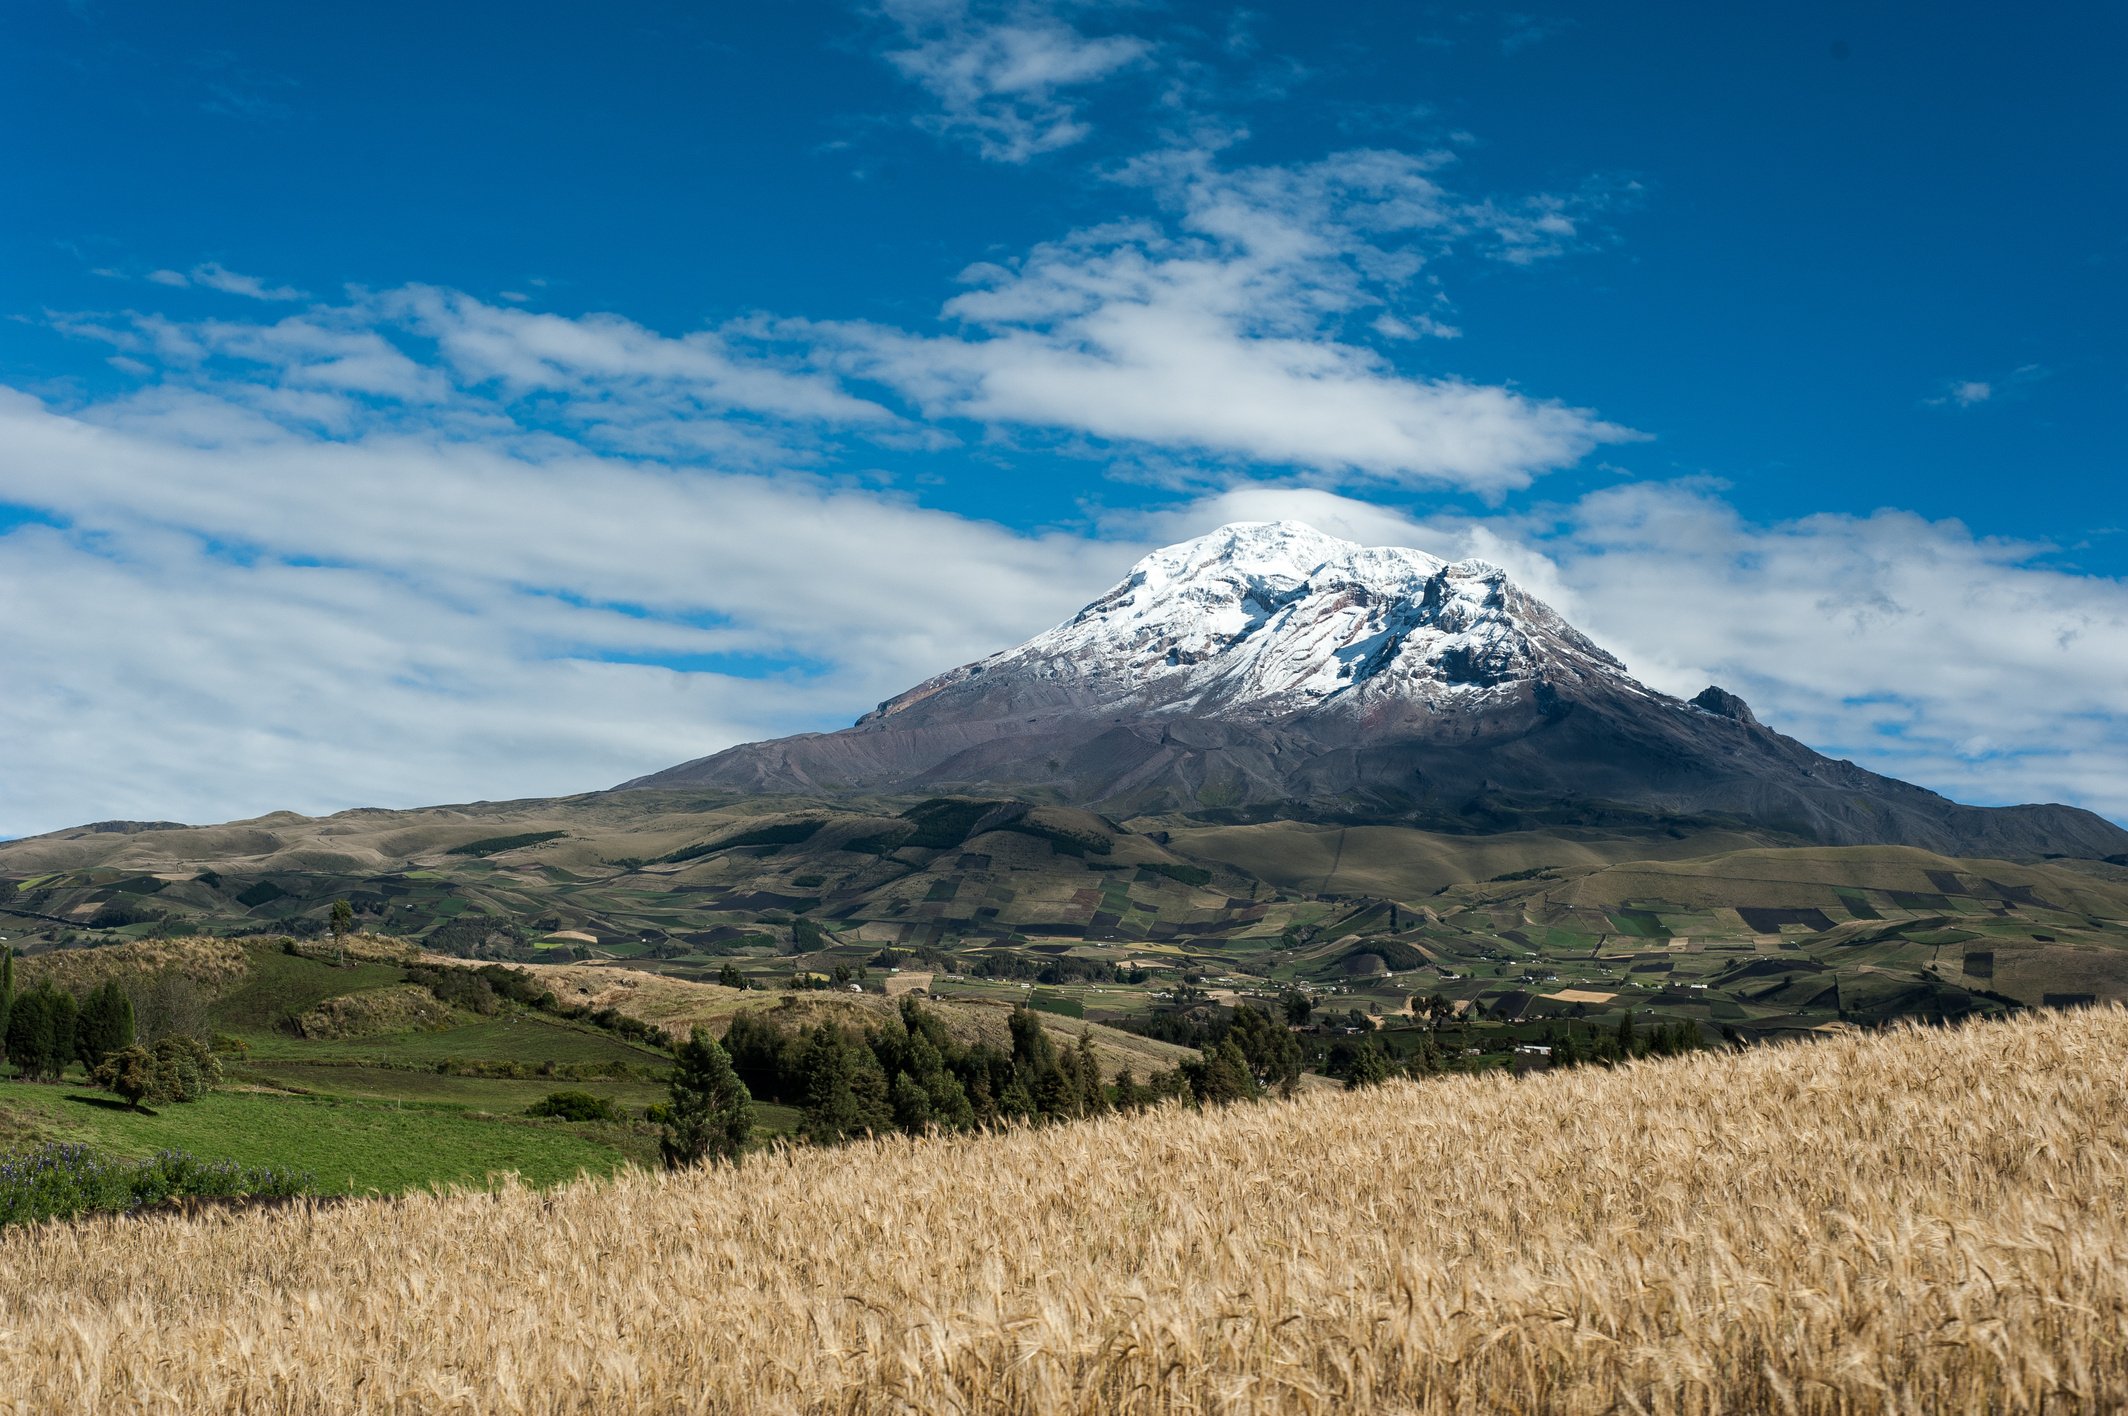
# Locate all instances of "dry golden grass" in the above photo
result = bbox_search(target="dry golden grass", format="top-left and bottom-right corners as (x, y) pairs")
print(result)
(3, 1008), (2126, 1413)
(13, 935), (252, 995)
(451, 954), (1196, 1079)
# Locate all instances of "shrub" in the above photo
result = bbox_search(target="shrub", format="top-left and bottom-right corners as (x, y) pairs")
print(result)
(526, 1091), (618, 1123)
(91, 1036), (223, 1109)
(0, 1144), (312, 1227)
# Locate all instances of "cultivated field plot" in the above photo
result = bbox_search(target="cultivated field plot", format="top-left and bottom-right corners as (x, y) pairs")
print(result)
(3, 1009), (2125, 1413)
(8, 803), (2128, 1050)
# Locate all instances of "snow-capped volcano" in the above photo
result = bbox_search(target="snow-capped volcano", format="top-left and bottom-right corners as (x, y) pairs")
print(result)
(863, 521), (1636, 724)
(625, 522), (2128, 860)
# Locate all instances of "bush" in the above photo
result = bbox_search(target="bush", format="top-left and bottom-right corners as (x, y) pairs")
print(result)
(91, 1036), (223, 1109)
(526, 1090), (618, 1123)
(404, 963), (557, 1015)
(0, 1144), (313, 1227)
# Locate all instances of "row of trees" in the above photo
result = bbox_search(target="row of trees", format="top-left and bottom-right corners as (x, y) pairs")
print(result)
(0, 947), (140, 1082)
(1333, 1010), (1710, 1088)
(0, 948), (226, 1108)
(1547, 1013), (1705, 1069)
(654, 998), (1306, 1168)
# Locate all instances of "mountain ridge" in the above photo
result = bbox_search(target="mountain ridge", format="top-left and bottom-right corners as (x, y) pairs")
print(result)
(626, 521), (2128, 860)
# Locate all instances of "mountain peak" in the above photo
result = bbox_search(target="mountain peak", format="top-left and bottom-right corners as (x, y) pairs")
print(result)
(880, 519), (1630, 724)
(626, 519), (2128, 860)
(1691, 685), (1761, 727)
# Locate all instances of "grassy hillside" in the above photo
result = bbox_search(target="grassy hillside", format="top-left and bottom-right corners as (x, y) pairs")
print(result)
(0, 935), (1193, 1193)
(5, 794), (2125, 1062)
(0, 937), (672, 1189)
(2, 1008), (2123, 1412)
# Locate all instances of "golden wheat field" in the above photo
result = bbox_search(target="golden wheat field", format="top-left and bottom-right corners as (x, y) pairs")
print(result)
(4, 1009), (2127, 1414)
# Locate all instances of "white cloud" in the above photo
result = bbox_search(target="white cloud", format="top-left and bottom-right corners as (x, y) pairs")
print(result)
(137, 262), (306, 301)
(385, 286), (891, 426)
(878, 0), (1151, 161)
(1931, 366), (2049, 410)
(816, 147), (1630, 491)
(0, 385), (1120, 836)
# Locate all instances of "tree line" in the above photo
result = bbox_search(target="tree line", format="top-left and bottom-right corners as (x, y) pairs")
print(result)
(0, 948), (226, 1109)
(654, 997), (1307, 1168)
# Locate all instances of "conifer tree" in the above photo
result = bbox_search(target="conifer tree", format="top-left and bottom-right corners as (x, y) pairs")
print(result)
(799, 1023), (890, 1142)
(1345, 1040), (1394, 1091)
(889, 1070), (932, 1132)
(659, 1026), (753, 1168)
(45, 990), (78, 1080)
(75, 980), (136, 1071)
(5, 987), (51, 1079)
(0, 946), (12, 1066)
(848, 1048), (895, 1132)
(1196, 1038), (1259, 1105)
(1074, 1032), (1109, 1115)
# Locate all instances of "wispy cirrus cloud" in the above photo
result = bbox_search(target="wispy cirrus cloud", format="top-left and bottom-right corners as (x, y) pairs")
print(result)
(1928, 363), (2047, 409)
(876, 0), (1151, 161)
(142, 261), (306, 301)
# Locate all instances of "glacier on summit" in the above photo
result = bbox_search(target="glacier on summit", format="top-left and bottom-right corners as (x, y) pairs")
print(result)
(865, 521), (1640, 724)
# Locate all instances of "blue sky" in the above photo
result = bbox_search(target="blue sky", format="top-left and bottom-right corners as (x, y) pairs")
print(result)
(2, 0), (2124, 835)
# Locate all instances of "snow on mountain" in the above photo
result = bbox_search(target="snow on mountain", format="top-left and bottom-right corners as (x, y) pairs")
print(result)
(864, 521), (1643, 724)
(624, 520), (2128, 860)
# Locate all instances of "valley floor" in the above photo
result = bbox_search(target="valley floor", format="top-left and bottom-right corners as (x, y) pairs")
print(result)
(3, 1008), (2125, 1413)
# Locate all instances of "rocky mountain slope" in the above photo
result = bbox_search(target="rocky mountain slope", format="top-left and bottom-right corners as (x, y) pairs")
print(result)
(626, 522), (2128, 859)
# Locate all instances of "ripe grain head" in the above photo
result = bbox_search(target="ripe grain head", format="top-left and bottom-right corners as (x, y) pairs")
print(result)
(1, 1008), (2124, 1413)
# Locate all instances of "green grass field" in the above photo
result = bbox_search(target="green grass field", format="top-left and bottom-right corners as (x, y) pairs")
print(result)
(0, 1081), (635, 1194)
(208, 950), (409, 1036)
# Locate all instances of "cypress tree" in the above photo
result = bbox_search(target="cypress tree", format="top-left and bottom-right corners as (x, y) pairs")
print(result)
(888, 1071), (932, 1133)
(848, 1048), (895, 1134)
(1007, 1006), (1063, 1114)
(45, 990), (77, 1081)
(76, 980), (136, 1071)
(0, 946), (12, 1065)
(5, 988), (50, 1080)
(1075, 1032), (1110, 1115)
(658, 1027), (753, 1168)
